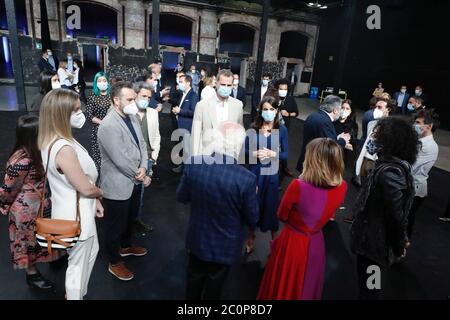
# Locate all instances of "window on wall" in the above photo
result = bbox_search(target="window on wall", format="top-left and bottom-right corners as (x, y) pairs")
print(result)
(0, 0), (28, 34)
(278, 31), (308, 60)
(65, 1), (117, 43)
(149, 14), (192, 50)
(219, 23), (254, 56)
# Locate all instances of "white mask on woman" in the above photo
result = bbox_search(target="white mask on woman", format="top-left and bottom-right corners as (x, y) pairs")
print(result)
(70, 110), (86, 129)
(97, 82), (108, 92)
(51, 81), (61, 90)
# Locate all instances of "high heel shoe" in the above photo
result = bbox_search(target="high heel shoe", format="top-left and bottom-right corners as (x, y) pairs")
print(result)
(26, 271), (55, 291)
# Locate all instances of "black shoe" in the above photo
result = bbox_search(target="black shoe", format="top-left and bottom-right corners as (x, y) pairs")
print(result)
(343, 215), (355, 224)
(26, 272), (55, 291)
(135, 219), (154, 232)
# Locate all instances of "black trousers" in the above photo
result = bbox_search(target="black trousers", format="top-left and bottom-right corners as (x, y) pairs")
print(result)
(103, 184), (142, 264)
(356, 254), (382, 300)
(186, 253), (230, 300)
(407, 196), (425, 239)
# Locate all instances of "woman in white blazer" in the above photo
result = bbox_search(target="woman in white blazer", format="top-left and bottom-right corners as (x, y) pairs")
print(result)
(200, 76), (216, 101)
(38, 89), (104, 300)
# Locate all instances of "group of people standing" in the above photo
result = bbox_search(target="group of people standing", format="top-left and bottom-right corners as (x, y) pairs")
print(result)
(0, 54), (446, 301)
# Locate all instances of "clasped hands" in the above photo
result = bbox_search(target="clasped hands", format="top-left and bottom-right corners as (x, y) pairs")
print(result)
(252, 148), (276, 161)
(337, 132), (353, 151)
(135, 167), (151, 187)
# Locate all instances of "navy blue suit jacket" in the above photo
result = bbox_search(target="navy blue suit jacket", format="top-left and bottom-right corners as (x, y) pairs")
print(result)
(176, 154), (259, 265)
(296, 110), (346, 171)
(393, 91), (411, 114)
(177, 89), (199, 132)
(232, 86), (247, 107)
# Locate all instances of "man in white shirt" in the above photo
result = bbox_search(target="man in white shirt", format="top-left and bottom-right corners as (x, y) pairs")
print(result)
(191, 69), (244, 156)
(408, 108), (439, 240)
(393, 85), (410, 114)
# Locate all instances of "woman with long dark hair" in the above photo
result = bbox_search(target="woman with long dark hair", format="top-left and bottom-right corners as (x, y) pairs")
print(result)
(29, 70), (60, 114)
(1, 114), (62, 291)
(334, 99), (358, 168)
(351, 116), (419, 300)
(245, 96), (289, 253)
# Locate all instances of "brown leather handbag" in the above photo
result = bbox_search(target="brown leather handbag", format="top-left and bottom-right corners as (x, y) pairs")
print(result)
(35, 139), (81, 254)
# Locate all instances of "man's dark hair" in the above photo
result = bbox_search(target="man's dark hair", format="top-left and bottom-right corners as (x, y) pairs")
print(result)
(415, 108), (440, 132)
(262, 73), (272, 79)
(275, 78), (289, 88)
(110, 81), (134, 103)
(373, 116), (420, 165)
(411, 96), (424, 105)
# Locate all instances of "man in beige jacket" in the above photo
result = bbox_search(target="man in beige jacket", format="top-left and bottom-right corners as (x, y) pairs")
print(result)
(191, 69), (244, 156)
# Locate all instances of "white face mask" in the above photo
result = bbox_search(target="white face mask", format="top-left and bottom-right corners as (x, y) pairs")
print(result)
(341, 110), (351, 119)
(400, 89), (407, 94)
(97, 82), (108, 92)
(233, 79), (239, 85)
(70, 110), (86, 129)
(278, 90), (288, 98)
(51, 81), (61, 90)
(123, 102), (139, 116)
(415, 89), (422, 95)
(262, 79), (269, 86)
(373, 108), (384, 120)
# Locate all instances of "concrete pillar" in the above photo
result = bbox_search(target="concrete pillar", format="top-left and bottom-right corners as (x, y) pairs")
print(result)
(46, 0), (60, 41)
(199, 10), (217, 56)
(121, 0), (145, 49)
(264, 19), (280, 62)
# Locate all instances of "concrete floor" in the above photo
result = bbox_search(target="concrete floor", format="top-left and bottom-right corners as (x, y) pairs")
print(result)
(1, 84), (449, 173)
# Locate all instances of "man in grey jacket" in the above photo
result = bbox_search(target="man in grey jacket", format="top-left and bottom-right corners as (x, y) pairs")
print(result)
(98, 81), (151, 281)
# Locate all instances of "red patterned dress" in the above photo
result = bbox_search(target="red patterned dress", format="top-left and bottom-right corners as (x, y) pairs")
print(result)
(0, 149), (62, 269)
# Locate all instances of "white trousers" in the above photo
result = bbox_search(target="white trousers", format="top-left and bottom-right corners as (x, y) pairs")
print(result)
(65, 235), (99, 300)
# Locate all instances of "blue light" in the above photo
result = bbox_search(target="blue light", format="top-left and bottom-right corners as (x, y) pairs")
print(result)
(96, 45), (100, 65)
(3, 36), (10, 63)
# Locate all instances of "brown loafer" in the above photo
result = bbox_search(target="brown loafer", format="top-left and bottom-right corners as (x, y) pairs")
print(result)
(108, 262), (134, 281)
(119, 246), (148, 257)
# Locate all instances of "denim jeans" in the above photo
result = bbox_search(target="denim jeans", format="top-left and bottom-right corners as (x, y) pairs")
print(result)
(137, 159), (155, 219)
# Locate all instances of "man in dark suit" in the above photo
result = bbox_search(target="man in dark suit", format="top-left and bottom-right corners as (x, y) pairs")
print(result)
(172, 74), (199, 173)
(232, 74), (247, 107)
(393, 85), (410, 114)
(296, 95), (351, 172)
(38, 49), (58, 72)
(169, 71), (185, 131)
(251, 73), (272, 121)
(414, 85), (427, 105)
(176, 121), (259, 300)
(288, 70), (298, 96)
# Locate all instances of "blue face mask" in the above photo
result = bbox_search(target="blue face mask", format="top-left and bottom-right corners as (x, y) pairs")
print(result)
(179, 83), (186, 92)
(414, 124), (423, 136)
(217, 85), (232, 98)
(366, 139), (379, 156)
(407, 103), (415, 112)
(262, 110), (277, 122)
(137, 99), (149, 110)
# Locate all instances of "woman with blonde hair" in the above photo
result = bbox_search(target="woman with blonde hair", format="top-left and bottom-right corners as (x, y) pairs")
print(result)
(200, 75), (216, 100)
(257, 138), (347, 300)
(38, 89), (104, 300)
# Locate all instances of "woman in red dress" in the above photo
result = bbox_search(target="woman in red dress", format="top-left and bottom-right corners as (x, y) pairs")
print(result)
(257, 138), (347, 300)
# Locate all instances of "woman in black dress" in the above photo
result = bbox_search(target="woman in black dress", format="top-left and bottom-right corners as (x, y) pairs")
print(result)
(85, 72), (111, 173)
(334, 99), (358, 168)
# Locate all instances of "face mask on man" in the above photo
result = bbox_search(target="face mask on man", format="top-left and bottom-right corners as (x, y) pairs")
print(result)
(278, 90), (288, 98)
(176, 77), (180, 85)
(51, 81), (61, 90)
(97, 82), (108, 92)
(137, 99), (149, 110)
(414, 124), (424, 136)
(401, 89), (407, 94)
(123, 102), (139, 116)
(262, 79), (269, 87)
(407, 103), (415, 112)
(415, 89), (422, 95)
(179, 83), (186, 92)
(233, 79), (239, 85)
(261, 110), (277, 122)
(47, 51), (52, 56)
(217, 85), (232, 98)
(70, 110), (86, 129)
(373, 108), (384, 119)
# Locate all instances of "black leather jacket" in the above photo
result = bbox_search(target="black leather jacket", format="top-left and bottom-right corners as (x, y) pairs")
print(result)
(350, 157), (414, 267)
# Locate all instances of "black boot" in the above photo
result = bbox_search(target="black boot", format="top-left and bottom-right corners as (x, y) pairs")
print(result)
(26, 271), (55, 291)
